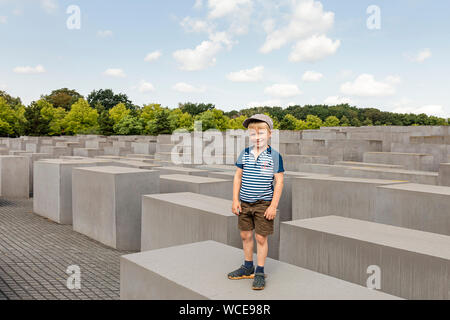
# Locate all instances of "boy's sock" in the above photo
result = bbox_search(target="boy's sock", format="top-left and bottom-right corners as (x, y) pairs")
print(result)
(255, 265), (264, 274)
(244, 260), (254, 269)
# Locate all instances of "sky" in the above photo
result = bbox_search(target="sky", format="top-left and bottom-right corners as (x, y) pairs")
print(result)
(0, 0), (449, 118)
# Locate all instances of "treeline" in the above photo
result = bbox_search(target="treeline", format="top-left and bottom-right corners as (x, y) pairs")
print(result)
(0, 88), (448, 137)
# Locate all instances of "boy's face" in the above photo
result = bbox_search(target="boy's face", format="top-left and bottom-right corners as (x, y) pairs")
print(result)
(248, 122), (271, 149)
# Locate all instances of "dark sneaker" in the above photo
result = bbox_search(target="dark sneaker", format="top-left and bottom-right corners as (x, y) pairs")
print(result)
(227, 265), (255, 280)
(252, 273), (265, 290)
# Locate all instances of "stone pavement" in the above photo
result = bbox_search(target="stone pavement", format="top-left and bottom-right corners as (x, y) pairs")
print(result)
(0, 197), (130, 300)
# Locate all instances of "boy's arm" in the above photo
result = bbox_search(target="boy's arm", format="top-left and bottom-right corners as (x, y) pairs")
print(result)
(270, 172), (284, 209)
(233, 168), (243, 202)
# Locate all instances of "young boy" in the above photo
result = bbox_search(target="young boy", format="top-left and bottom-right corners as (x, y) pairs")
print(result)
(227, 114), (285, 290)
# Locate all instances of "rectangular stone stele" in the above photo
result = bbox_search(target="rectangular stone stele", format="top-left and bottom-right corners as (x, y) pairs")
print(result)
(375, 183), (450, 236)
(153, 166), (209, 177)
(72, 166), (160, 251)
(159, 174), (233, 200)
(141, 192), (280, 259)
(141, 192), (241, 251)
(0, 156), (29, 198)
(292, 176), (408, 222)
(33, 159), (102, 224)
(279, 216), (450, 300)
(120, 240), (400, 300)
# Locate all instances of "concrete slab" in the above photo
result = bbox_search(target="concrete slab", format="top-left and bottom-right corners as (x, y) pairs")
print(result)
(160, 174), (233, 200)
(439, 163), (450, 186)
(0, 156), (29, 198)
(376, 183), (450, 235)
(120, 240), (400, 300)
(280, 216), (450, 299)
(292, 176), (408, 221)
(33, 159), (102, 224)
(155, 166), (209, 177)
(72, 166), (160, 250)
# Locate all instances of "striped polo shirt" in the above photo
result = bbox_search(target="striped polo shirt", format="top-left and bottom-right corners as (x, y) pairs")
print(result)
(235, 145), (285, 203)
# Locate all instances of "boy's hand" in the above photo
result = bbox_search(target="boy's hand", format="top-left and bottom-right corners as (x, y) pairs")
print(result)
(232, 200), (242, 216)
(264, 205), (277, 220)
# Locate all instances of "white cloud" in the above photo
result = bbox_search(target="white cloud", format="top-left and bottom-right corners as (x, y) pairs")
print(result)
(392, 104), (449, 118)
(324, 96), (353, 105)
(103, 68), (126, 78)
(144, 51), (162, 62)
(173, 40), (223, 71)
(173, 82), (206, 93)
(207, 0), (252, 19)
(97, 30), (113, 37)
(180, 16), (214, 34)
(0, 83), (6, 90)
(407, 48), (432, 63)
(226, 66), (264, 82)
(302, 70), (323, 82)
(138, 81), (155, 93)
(0, 16), (7, 24)
(340, 74), (400, 97)
(289, 34), (340, 62)
(40, 0), (57, 13)
(194, 0), (203, 9)
(260, 0), (335, 54)
(13, 65), (46, 74)
(264, 83), (302, 98)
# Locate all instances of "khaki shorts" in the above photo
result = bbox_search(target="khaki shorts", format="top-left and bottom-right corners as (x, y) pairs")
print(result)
(238, 200), (273, 236)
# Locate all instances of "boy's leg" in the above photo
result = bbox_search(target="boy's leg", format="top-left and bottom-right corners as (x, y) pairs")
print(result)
(240, 230), (254, 262)
(255, 233), (268, 267)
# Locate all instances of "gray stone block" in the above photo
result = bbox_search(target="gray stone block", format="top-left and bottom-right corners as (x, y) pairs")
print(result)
(292, 176), (408, 221)
(154, 166), (209, 177)
(0, 156), (29, 198)
(33, 159), (102, 224)
(375, 183), (450, 235)
(72, 166), (160, 250)
(160, 174), (233, 200)
(279, 216), (450, 299)
(439, 163), (450, 186)
(120, 240), (399, 300)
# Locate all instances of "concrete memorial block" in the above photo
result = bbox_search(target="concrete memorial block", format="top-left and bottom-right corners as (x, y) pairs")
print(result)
(141, 192), (281, 259)
(207, 171), (236, 180)
(40, 146), (72, 157)
(334, 161), (405, 169)
(283, 155), (330, 171)
(154, 166), (209, 177)
(292, 176), (408, 222)
(438, 163), (450, 186)
(131, 142), (156, 155)
(73, 148), (103, 157)
(126, 154), (154, 160)
(19, 152), (52, 195)
(33, 159), (103, 224)
(72, 166), (160, 250)
(363, 152), (434, 172)
(160, 174), (233, 200)
(341, 166), (438, 185)
(0, 156), (29, 198)
(375, 183), (450, 235)
(0, 147), (8, 155)
(279, 216), (450, 300)
(120, 240), (399, 300)
(112, 160), (159, 170)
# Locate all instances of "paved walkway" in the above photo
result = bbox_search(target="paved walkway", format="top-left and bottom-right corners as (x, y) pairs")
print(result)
(0, 197), (130, 300)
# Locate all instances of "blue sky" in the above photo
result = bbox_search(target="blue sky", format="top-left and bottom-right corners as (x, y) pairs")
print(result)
(0, 0), (449, 117)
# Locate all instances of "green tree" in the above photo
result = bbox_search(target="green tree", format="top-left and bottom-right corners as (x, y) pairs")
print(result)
(323, 116), (340, 127)
(305, 114), (323, 129)
(0, 97), (26, 137)
(194, 109), (229, 131)
(109, 103), (130, 124)
(98, 110), (115, 136)
(113, 115), (143, 135)
(340, 115), (351, 126)
(40, 104), (67, 136)
(147, 108), (173, 135)
(42, 88), (83, 111)
(63, 98), (99, 135)
(279, 114), (298, 130)
(228, 115), (247, 129)
(0, 90), (22, 107)
(179, 102), (215, 116)
(87, 89), (136, 111)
